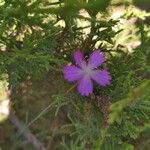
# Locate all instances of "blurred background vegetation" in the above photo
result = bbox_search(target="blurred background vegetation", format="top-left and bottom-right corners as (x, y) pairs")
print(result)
(0, 0), (150, 150)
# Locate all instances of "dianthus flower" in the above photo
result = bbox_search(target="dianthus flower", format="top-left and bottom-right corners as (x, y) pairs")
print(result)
(63, 50), (111, 96)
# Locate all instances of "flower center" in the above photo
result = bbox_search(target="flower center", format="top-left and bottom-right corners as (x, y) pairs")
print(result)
(82, 65), (93, 77)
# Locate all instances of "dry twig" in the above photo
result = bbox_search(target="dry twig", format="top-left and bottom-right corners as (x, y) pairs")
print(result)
(9, 113), (47, 150)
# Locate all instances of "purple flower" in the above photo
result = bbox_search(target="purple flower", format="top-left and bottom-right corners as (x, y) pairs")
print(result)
(63, 50), (111, 96)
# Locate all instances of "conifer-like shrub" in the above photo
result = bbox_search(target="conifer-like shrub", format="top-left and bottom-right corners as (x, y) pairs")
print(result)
(0, 0), (149, 149)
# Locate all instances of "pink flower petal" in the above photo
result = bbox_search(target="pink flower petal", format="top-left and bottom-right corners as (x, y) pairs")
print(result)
(77, 76), (93, 96)
(63, 65), (82, 82)
(88, 50), (105, 69)
(91, 70), (111, 86)
(73, 50), (86, 68)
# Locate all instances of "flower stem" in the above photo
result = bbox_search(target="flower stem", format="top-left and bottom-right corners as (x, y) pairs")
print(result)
(65, 84), (77, 94)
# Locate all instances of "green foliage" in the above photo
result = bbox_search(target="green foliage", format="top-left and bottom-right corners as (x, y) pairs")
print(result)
(109, 80), (150, 124)
(133, 0), (150, 7)
(0, 0), (150, 150)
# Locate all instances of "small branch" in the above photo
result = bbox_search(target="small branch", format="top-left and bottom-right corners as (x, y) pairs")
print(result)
(9, 113), (47, 150)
